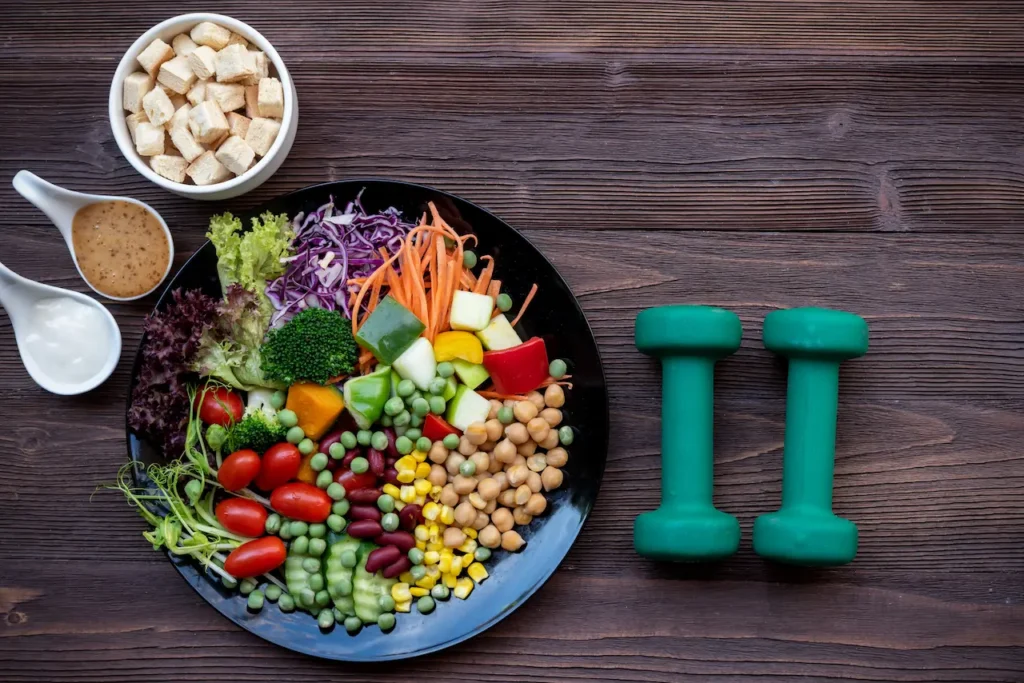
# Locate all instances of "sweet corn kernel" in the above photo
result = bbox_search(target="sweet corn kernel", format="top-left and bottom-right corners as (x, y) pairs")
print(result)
(426, 541), (444, 552)
(444, 573), (458, 588)
(415, 574), (437, 589)
(395, 599), (412, 613)
(423, 550), (440, 566)
(399, 485), (416, 502)
(430, 485), (443, 499)
(439, 554), (452, 573)
(453, 577), (474, 599)
(450, 555), (464, 576)
(426, 564), (441, 578)
(439, 505), (456, 525)
(394, 500), (406, 511)
(415, 495), (426, 505)
(382, 483), (402, 499)
(462, 527), (478, 540)
(397, 470), (416, 484)
(395, 455), (418, 472)
(428, 523), (440, 539)
(414, 524), (430, 542)
(392, 583), (412, 602)
(400, 571), (414, 584)
(459, 539), (478, 554)
(414, 479), (433, 496)
(416, 540), (426, 551)
(467, 562), (489, 583)
(410, 586), (429, 597)
(415, 462), (432, 479)
(422, 502), (440, 521)
(411, 449), (428, 463)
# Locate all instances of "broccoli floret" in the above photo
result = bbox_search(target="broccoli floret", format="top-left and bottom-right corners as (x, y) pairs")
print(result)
(226, 409), (287, 453)
(260, 308), (358, 385)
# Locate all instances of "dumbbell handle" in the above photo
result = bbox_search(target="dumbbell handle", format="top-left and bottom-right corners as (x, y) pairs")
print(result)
(659, 357), (716, 508)
(780, 359), (840, 511)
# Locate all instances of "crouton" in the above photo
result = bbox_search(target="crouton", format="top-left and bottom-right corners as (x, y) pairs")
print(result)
(257, 77), (284, 118)
(137, 38), (175, 78)
(134, 121), (165, 157)
(126, 112), (149, 143)
(244, 116), (281, 157)
(227, 32), (249, 48)
(243, 51), (269, 86)
(190, 22), (231, 50)
(186, 150), (232, 185)
(150, 154), (189, 183)
(206, 82), (246, 112)
(187, 45), (218, 80)
(169, 124), (205, 162)
(157, 56), (197, 95)
(214, 135), (255, 175)
(122, 71), (154, 114)
(244, 85), (260, 118)
(215, 44), (255, 83)
(187, 80), (208, 106)
(168, 103), (191, 131)
(188, 100), (230, 144)
(172, 34), (199, 57)
(142, 87), (175, 127)
(227, 112), (251, 139)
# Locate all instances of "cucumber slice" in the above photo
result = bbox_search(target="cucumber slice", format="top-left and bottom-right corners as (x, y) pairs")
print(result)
(476, 314), (522, 351)
(452, 359), (489, 390)
(285, 549), (314, 612)
(393, 337), (436, 391)
(352, 541), (397, 624)
(325, 535), (362, 617)
(446, 385), (491, 431)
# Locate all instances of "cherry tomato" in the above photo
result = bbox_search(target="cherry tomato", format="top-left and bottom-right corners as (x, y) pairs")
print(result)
(269, 482), (332, 523)
(215, 497), (268, 537)
(223, 536), (286, 578)
(218, 450), (261, 491)
(254, 443), (301, 491)
(334, 468), (378, 493)
(194, 387), (243, 427)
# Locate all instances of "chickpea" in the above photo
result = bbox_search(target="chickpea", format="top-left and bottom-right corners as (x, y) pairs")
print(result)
(493, 438), (518, 463)
(493, 471), (509, 491)
(443, 527), (467, 548)
(527, 391), (545, 410)
(517, 440), (537, 457)
(505, 423), (530, 445)
(488, 452), (502, 473)
(512, 454), (527, 467)
(429, 441), (449, 464)
(540, 408), (563, 427)
(514, 484), (532, 506)
(458, 435), (477, 456)
(512, 507), (534, 526)
(468, 492), (487, 510)
(479, 524), (501, 548)
(491, 507), (514, 533)
(538, 428), (560, 450)
(501, 529), (526, 551)
(513, 400), (538, 423)
(527, 454), (547, 473)
(487, 399), (503, 420)
(483, 498), (497, 514)
(473, 511), (490, 530)
(440, 484), (459, 507)
(429, 464), (448, 487)
(527, 471), (543, 493)
(503, 399), (517, 409)
(525, 493), (547, 516)
(545, 447), (568, 468)
(453, 474), (478, 495)
(480, 440), (497, 452)
(454, 501), (477, 527)
(527, 417), (550, 443)
(507, 463), (529, 487)
(541, 466), (564, 491)
(465, 422), (487, 446)
(470, 451), (490, 473)
(544, 383), (565, 408)
(485, 419), (504, 442)
(497, 489), (517, 508)
(477, 477), (500, 501)
(445, 452), (466, 475)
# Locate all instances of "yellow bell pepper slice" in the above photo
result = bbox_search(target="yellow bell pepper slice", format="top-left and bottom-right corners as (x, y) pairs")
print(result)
(432, 331), (484, 364)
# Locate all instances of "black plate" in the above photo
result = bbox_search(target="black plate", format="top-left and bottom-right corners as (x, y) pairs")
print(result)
(126, 180), (608, 661)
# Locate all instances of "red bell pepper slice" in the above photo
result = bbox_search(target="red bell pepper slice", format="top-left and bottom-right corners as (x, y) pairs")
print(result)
(423, 413), (460, 441)
(482, 337), (550, 395)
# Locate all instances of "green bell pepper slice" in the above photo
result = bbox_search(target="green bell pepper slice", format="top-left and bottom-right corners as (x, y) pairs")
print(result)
(343, 365), (392, 430)
(355, 295), (425, 365)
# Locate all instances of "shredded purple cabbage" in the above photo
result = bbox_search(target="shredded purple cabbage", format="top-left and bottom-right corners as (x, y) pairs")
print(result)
(265, 192), (413, 327)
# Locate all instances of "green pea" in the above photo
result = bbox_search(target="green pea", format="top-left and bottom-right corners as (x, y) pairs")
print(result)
(344, 616), (362, 634)
(463, 250), (478, 268)
(270, 390), (287, 410)
(558, 425), (574, 446)
(377, 494), (395, 513)
(221, 574), (238, 589)
(286, 426), (305, 444)
(311, 452), (329, 471)
(431, 584), (450, 601)
(549, 358), (568, 379)
(300, 588), (316, 607)
(399, 429), (417, 443)
(380, 414), (393, 427)
(277, 409), (298, 428)
(395, 436), (413, 454)
(474, 547), (492, 562)
(278, 593), (295, 612)
(264, 584), (282, 602)
(436, 361), (454, 378)
(239, 578), (257, 595)
(290, 521), (309, 537)
(377, 612), (396, 631)
(326, 514), (346, 533)
(333, 577), (352, 597)
(318, 609), (335, 629)
(397, 379), (416, 397)
(340, 550), (358, 568)
(327, 483), (346, 502)
(381, 512), (399, 532)
(303, 558), (321, 574)
(333, 607), (345, 621)
(340, 431), (357, 450)
(411, 397), (430, 417)
(496, 293), (513, 312)
(417, 595), (436, 614)
(298, 438), (316, 455)
(378, 595), (396, 612)
(329, 442), (346, 460)
(416, 436), (432, 452)
(332, 500), (350, 516)
(356, 430), (372, 446)
(315, 590), (331, 607)
(442, 433), (460, 449)
(316, 470), (333, 489)
(371, 431), (390, 451)
(410, 565), (427, 581)
(265, 513), (282, 535)
(430, 396), (447, 415)
(350, 457), (369, 474)
(428, 377), (447, 395)
(308, 573), (324, 592)
(460, 460), (477, 477)
(408, 547), (425, 565)
(292, 536), (309, 555)
(309, 538), (328, 557)
(410, 414), (423, 428)
(393, 410), (411, 427)
(247, 590), (265, 611)
(406, 390), (423, 406)
(278, 523), (293, 541)
(384, 396), (405, 417)
(497, 406), (514, 424)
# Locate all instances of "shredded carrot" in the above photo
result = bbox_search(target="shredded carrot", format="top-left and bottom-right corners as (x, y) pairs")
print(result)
(487, 279), (501, 301)
(509, 283), (538, 327)
(475, 256), (495, 295)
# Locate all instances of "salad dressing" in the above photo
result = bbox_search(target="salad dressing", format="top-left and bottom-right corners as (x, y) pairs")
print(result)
(71, 200), (169, 298)
(22, 297), (112, 384)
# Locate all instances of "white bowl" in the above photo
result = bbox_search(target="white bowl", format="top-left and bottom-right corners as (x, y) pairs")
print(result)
(109, 13), (297, 201)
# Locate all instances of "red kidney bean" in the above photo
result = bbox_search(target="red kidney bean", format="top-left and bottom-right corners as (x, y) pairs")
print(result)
(342, 449), (360, 468)
(383, 428), (399, 459)
(348, 505), (382, 522)
(346, 519), (384, 539)
(382, 556), (412, 579)
(384, 468), (399, 486)
(364, 545), (402, 573)
(367, 449), (385, 477)
(318, 430), (344, 456)
(398, 503), (423, 531)
(374, 531), (416, 552)
(346, 488), (382, 505)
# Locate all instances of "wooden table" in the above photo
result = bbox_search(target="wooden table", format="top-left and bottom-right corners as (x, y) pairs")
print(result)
(2, 2), (1022, 681)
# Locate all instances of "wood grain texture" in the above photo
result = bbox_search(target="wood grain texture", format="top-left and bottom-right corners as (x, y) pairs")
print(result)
(1, 1), (1022, 681)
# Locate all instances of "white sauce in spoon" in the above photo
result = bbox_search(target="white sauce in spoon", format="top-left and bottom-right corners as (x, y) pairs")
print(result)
(22, 297), (112, 384)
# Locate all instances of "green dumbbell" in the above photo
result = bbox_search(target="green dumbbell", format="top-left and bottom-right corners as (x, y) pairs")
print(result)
(753, 307), (869, 566)
(634, 305), (742, 561)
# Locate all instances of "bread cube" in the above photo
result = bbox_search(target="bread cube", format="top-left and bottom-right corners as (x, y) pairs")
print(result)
(243, 51), (269, 86)
(186, 150), (232, 185)
(227, 32), (249, 48)
(164, 136), (182, 156)
(141, 87), (175, 127)
(187, 45), (218, 80)
(122, 72), (154, 114)
(215, 44), (256, 83)
(206, 82), (246, 112)
(157, 56), (196, 95)
(134, 121), (165, 156)
(169, 124), (205, 162)
(227, 112), (251, 139)
(126, 112), (149, 143)
(137, 38), (175, 78)
(168, 103), (191, 130)
(214, 135), (255, 175)
(190, 22), (231, 50)
(244, 85), (260, 118)
(169, 92), (187, 111)
(172, 34), (198, 57)
(188, 100), (230, 144)
(257, 78), (284, 118)
(150, 154), (189, 183)
(187, 80), (208, 106)
(244, 116), (281, 157)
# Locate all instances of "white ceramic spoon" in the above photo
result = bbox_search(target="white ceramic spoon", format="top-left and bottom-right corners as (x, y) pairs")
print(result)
(0, 261), (122, 395)
(12, 170), (174, 301)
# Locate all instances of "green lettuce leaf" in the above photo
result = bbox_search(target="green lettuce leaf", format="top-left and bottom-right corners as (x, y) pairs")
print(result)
(207, 211), (293, 323)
